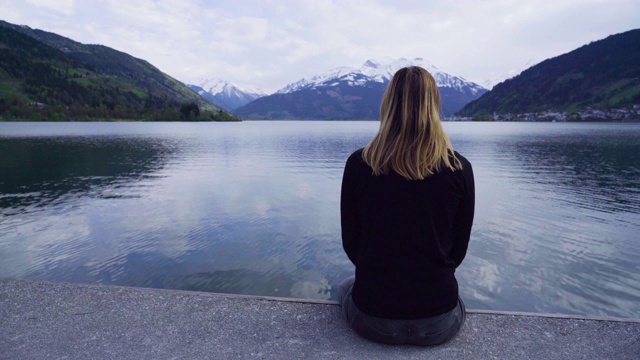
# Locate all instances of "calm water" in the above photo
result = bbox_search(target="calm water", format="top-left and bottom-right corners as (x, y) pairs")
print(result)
(1, 121), (639, 318)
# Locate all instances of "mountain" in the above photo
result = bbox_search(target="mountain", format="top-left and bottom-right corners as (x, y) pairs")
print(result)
(0, 20), (238, 121)
(457, 29), (640, 118)
(234, 58), (487, 120)
(186, 79), (265, 111)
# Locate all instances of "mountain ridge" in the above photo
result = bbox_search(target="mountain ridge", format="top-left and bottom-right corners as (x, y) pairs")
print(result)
(457, 29), (640, 118)
(186, 79), (265, 111)
(234, 58), (487, 119)
(0, 20), (238, 121)
(276, 57), (485, 96)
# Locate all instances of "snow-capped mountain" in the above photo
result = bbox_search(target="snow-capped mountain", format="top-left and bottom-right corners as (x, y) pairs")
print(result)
(186, 79), (266, 111)
(276, 57), (485, 97)
(235, 58), (487, 119)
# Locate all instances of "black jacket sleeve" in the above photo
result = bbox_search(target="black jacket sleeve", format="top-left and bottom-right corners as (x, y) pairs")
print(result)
(341, 152), (361, 265)
(451, 159), (475, 267)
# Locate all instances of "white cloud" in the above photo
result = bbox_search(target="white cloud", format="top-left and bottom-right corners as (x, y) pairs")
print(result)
(1, 0), (639, 92)
(25, 0), (75, 15)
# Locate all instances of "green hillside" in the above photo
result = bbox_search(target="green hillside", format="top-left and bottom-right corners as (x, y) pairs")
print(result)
(457, 29), (640, 118)
(0, 21), (238, 121)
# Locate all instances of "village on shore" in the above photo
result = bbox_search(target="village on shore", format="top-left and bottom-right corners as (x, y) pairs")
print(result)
(447, 105), (640, 122)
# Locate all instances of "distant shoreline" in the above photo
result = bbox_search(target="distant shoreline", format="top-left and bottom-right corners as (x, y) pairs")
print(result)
(449, 107), (640, 122)
(2, 118), (639, 123)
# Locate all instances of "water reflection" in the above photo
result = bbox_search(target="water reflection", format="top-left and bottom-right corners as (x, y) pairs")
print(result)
(452, 123), (640, 318)
(1, 122), (639, 319)
(0, 136), (176, 215)
(0, 122), (372, 304)
(505, 130), (640, 214)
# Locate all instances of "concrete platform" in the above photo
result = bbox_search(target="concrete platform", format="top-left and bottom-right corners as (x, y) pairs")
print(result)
(1, 278), (639, 359)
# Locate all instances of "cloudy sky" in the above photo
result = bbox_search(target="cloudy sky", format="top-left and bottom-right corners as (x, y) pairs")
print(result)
(2, 0), (639, 92)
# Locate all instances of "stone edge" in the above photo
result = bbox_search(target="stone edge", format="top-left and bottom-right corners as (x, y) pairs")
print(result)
(3, 277), (639, 323)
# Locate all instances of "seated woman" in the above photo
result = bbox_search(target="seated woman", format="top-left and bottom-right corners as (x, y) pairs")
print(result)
(338, 66), (475, 346)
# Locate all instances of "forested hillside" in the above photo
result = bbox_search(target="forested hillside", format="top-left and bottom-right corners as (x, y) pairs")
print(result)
(458, 29), (640, 118)
(0, 21), (238, 121)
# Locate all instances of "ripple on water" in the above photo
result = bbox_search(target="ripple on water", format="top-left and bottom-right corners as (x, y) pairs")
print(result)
(1, 122), (639, 317)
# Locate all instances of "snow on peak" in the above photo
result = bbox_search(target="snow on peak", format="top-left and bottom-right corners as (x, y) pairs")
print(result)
(194, 78), (228, 94)
(276, 57), (484, 95)
(191, 78), (265, 98)
(276, 66), (355, 94)
(358, 57), (440, 82)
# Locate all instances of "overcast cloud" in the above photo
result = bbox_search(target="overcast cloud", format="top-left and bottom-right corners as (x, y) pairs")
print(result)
(2, 0), (639, 92)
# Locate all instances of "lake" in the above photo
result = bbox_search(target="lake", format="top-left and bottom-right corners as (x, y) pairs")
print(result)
(1, 121), (639, 318)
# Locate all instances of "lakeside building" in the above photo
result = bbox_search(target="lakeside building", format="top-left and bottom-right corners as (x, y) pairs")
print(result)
(445, 107), (640, 122)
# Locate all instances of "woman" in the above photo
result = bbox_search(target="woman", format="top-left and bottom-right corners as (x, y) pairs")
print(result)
(338, 66), (475, 346)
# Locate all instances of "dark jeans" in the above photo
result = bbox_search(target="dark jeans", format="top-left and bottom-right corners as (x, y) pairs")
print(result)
(337, 276), (466, 346)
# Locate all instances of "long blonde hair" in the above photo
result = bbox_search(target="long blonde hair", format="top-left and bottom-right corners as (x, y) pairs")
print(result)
(362, 66), (461, 180)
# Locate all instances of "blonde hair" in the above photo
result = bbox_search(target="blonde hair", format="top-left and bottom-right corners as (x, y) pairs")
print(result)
(362, 66), (462, 180)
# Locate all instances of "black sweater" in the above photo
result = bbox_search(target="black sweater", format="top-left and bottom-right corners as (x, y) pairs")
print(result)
(340, 149), (475, 319)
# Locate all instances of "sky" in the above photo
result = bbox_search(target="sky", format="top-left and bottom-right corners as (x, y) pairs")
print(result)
(2, 0), (639, 93)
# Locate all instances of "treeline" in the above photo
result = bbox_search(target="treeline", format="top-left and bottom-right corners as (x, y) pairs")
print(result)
(0, 95), (238, 121)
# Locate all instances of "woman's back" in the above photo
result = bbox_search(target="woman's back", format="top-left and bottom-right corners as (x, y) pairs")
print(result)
(338, 66), (475, 345)
(341, 149), (474, 319)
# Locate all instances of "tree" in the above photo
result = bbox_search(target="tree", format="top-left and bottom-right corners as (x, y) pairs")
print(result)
(179, 102), (200, 120)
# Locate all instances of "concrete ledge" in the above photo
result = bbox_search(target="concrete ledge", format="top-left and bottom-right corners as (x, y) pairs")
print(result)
(1, 278), (639, 359)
